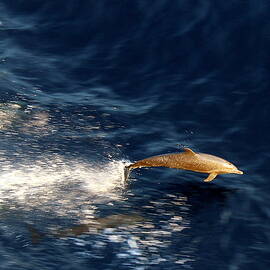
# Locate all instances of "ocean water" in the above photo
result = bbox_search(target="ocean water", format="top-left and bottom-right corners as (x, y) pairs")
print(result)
(0, 1), (269, 269)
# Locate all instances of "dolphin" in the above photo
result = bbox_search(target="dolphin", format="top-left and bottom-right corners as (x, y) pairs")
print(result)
(28, 214), (144, 243)
(53, 214), (144, 238)
(124, 148), (243, 182)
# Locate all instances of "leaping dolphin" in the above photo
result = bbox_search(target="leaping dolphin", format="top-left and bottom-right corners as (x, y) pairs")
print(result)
(124, 148), (243, 182)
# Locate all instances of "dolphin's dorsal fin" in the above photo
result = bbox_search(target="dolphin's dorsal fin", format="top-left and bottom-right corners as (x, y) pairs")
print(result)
(183, 148), (196, 155)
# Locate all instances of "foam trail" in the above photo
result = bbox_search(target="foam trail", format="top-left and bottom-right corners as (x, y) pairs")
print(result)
(0, 157), (128, 218)
(82, 159), (130, 192)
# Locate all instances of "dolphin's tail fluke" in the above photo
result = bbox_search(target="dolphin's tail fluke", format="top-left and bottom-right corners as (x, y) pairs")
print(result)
(27, 224), (45, 244)
(124, 165), (132, 183)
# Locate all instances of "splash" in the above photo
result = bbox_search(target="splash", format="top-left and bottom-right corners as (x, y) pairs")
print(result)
(0, 156), (128, 217)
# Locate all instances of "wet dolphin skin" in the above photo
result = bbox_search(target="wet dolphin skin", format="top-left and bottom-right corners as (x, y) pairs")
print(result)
(125, 148), (243, 182)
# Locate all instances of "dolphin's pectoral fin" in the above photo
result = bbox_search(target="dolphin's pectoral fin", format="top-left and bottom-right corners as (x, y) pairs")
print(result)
(204, 173), (218, 182)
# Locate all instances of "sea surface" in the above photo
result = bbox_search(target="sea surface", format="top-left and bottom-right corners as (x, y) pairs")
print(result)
(0, 1), (269, 269)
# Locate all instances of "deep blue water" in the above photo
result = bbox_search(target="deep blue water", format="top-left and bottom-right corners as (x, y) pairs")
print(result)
(0, 1), (270, 269)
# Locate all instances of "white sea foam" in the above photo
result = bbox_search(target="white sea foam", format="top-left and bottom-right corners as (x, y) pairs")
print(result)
(0, 156), (128, 217)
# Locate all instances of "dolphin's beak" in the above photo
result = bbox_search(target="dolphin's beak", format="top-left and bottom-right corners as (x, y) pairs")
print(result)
(236, 169), (243, 174)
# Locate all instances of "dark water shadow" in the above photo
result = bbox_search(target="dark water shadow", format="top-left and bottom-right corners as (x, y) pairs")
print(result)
(122, 175), (244, 269)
